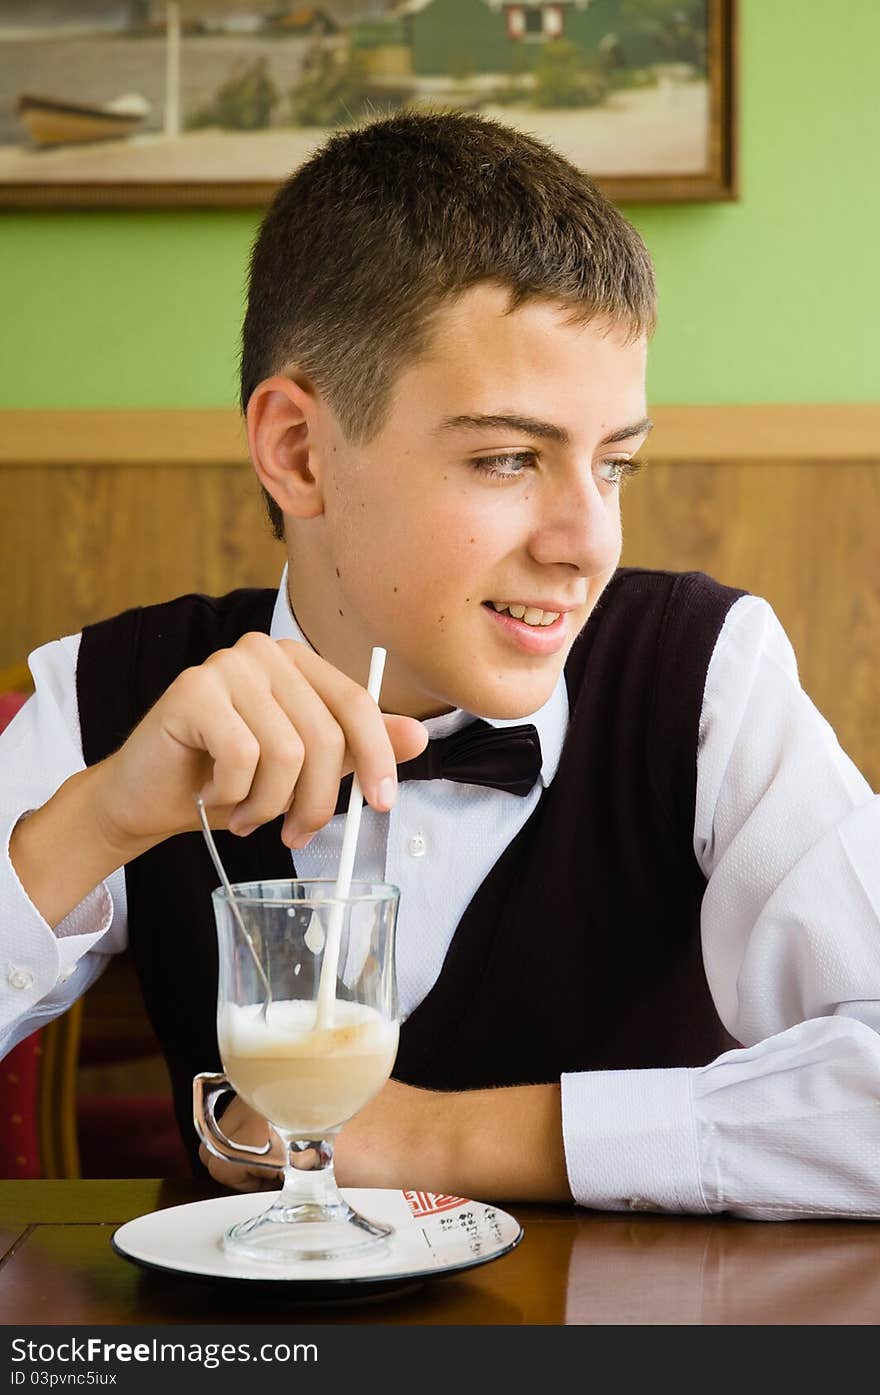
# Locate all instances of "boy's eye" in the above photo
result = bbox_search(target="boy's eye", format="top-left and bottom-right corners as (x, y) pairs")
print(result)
(595, 457), (644, 485)
(472, 451), (536, 479)
(471, 453), (644, 484)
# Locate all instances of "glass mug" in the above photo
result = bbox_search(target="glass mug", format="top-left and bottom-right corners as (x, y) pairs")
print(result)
(194, 879), (400, 1263)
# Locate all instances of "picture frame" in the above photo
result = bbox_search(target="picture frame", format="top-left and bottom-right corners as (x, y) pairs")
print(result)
(0, 0), (737, 209)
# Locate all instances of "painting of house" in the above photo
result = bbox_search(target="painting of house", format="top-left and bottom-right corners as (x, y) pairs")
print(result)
(375, 0), (661, 79)
(345, 0), (694, 81)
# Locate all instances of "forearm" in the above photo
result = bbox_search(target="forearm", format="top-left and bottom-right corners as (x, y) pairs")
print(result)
(335, 1079), (572, 1203)
(439, 1080), (570, 1202)
(9, 763), (154, 930)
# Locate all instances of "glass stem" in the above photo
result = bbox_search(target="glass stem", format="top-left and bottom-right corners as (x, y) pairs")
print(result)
(277, 1137), (343, 1211)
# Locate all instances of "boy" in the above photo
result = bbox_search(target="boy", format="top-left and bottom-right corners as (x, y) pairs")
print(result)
(2, 111), (879, 1219)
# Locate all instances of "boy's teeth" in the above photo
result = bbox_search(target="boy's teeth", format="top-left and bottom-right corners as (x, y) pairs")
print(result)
(490, 601), (561, 627)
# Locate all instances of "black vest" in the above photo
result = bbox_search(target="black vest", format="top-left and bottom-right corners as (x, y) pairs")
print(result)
(77, 568), (745, 1170)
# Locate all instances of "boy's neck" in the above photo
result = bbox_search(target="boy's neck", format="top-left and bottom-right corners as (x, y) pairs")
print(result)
(284, 569), (456, 720)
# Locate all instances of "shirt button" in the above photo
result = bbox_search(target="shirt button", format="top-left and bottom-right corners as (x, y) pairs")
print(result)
(407, 833), (427, 858)
(7, 967), (35, 991)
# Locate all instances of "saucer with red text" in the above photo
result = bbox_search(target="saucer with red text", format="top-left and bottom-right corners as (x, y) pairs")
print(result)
(112, 1188), (523, 1291)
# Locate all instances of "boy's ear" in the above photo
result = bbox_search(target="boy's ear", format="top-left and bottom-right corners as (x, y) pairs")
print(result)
(246, 374), (324, 520)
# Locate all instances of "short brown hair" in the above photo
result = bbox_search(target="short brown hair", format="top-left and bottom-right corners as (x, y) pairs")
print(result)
(241, 109), (656, 541)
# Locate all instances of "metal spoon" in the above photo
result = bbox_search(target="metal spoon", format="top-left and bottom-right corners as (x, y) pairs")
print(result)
(195, 794), (272, 1016)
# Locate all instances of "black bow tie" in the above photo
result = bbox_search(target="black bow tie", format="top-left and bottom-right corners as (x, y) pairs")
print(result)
(334, 719), (542, 815)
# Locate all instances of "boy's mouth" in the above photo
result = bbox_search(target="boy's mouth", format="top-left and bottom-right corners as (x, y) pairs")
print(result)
(482, 600), (563, 628)
(481, 601), (569, 656)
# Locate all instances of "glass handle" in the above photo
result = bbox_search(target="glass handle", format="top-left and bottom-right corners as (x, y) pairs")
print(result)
(192, 1071), (282, 1173)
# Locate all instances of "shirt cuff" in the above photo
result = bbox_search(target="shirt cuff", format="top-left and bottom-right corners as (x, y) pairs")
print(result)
(560, 1067), (712, 1215)
(1, 808), (114, 1013)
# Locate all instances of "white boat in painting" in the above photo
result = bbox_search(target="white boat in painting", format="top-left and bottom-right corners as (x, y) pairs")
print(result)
(16, 92), (151, 147)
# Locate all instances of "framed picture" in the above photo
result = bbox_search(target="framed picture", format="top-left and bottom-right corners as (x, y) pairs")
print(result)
(0, 0), (737, 208)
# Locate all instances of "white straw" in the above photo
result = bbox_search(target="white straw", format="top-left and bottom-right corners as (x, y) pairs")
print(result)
(315, 646), (388, 1029)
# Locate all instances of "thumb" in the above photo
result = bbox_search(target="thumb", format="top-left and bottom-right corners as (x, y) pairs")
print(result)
(383, 714), (430, 766)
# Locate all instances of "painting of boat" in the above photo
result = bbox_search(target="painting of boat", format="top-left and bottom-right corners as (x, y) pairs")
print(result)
(16, 93), (151, 147)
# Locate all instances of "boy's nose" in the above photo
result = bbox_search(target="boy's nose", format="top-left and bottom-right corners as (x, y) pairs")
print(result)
(527, 473), (622, 576)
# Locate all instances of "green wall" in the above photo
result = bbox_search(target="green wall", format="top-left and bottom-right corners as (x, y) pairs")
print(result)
(1, 1), (877, 411)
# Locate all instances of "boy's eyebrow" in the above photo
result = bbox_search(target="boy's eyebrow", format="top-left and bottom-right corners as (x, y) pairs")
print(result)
(433, 413), (653, 446)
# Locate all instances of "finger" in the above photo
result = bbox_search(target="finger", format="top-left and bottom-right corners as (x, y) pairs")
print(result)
(202, 1150), (271, 1193)
(166, 667), (261, 812)
(200, 1141), (258, 1191)
(223, 690), (307, 836)
(227, 660), (341, 843)
(274, 641), (429, 808)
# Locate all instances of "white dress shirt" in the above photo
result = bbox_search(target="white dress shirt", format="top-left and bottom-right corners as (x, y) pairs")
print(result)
(1, 569), (879, 1220)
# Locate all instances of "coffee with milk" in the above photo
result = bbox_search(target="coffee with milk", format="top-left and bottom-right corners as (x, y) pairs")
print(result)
(219, 999), (399, 1137)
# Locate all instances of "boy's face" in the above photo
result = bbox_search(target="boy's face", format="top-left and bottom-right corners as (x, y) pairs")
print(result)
(289, 282), (649, 720)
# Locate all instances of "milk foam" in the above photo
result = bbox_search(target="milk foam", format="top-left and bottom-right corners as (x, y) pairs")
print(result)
(219, 998), (395, 1056)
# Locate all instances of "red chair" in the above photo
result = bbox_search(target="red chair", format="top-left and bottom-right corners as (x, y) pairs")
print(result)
(0, 667), (189, 1178)
(0, 683), (43, 1177)
(0, 690), (27, 732)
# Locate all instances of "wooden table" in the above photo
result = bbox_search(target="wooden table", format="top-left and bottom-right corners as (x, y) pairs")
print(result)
(2, 1180), (880, 1325)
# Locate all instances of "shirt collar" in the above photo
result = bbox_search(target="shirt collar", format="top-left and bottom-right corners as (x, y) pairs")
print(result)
(269, 564), (568, 788)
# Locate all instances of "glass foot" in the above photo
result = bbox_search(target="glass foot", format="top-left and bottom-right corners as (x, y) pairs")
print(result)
(223, 1196), (394, 1263)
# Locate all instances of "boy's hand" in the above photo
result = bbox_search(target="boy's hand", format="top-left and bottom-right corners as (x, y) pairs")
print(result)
(198, 1093), (284, 1192)
(197, 1085), (432, 1194)
(90, 634), (428, 855)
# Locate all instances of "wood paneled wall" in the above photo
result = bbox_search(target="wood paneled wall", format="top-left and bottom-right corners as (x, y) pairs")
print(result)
(2, 406), (878, 787)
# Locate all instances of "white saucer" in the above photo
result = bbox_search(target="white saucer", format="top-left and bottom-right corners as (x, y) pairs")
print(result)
(112, 1189), (523, 1295)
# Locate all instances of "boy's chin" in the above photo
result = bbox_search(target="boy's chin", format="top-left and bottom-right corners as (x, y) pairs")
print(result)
(458, 672), (560, 721)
